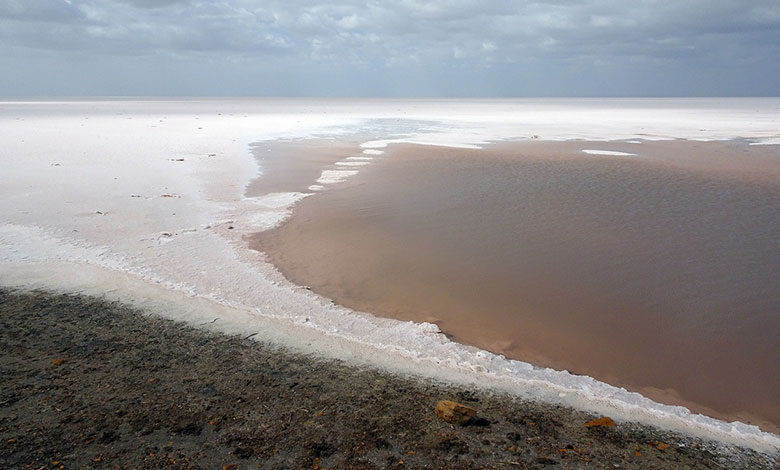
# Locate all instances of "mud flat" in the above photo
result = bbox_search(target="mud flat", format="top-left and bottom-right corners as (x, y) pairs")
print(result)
(1, 288), (776, 469)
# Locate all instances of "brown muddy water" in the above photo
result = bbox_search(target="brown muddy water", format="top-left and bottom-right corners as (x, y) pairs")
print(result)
(249, 139), (780, 434)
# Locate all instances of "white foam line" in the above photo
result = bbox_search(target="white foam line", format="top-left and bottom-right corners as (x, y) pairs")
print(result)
(363, 149), (384, 155)
(249, 192), (310, 209)
(242, 192), (311, 230)
(582, 149), (638, 156)
(362, 139), (483, 150)
(246, 211), (292, 231)
(310, 153), (379, 192)
(316, 169), (359, 184)
(625, 140), (643, 144)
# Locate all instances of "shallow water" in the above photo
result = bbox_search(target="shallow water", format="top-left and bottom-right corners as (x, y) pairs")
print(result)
(252, 140), (780, 433)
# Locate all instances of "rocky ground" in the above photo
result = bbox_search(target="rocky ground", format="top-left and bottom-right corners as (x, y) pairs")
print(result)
(0, 289), (776, 469)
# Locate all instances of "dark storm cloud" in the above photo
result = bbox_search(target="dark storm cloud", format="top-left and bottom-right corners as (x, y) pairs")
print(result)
(0, 0), (778, 95)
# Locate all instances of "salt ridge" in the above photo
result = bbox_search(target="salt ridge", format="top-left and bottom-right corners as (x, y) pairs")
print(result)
(1, 99), (779, 454)
(582, 149), (638, 156)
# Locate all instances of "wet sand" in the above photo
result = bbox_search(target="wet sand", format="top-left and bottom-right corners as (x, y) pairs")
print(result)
(1, 288), (776, 469)
(250, 139), (780, 434)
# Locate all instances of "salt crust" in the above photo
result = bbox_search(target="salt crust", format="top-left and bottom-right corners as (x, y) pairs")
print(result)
(749, 138), (780, 145)
(1, 99), (779, 454)
(582, 149), (638, 156)
(316, 170), (360, 184)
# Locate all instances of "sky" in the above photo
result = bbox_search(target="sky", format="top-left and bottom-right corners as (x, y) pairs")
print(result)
(1, 0), (779, 97)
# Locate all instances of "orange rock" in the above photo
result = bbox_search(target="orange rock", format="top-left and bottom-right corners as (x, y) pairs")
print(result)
(583, 417), (616, 428)
(51, 359), (65, 367)
(434, 400), (477, 425)
(650, 440), (670, 451)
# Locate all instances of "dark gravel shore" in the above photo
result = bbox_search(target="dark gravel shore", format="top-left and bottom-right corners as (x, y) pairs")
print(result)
(0, 289), (776, 469)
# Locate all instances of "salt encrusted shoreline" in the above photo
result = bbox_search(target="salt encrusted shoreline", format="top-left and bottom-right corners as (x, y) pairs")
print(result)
(2, 99), (780, 455)
(0, 288), (776, 469)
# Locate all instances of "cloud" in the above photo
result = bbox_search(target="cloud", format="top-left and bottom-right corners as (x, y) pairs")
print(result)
(116, 0), (189, 8)
(1, 0), (778, 95)
(0, 0), (83, 21)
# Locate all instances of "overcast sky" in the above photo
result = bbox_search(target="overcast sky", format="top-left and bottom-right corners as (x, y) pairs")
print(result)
(1, 0), (779, 96)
